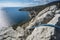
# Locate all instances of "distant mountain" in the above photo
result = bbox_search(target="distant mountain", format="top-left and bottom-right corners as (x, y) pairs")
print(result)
(19, 1), (60, 13)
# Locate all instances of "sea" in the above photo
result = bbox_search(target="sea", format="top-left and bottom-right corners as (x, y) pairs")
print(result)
(0, 7), (30, 29)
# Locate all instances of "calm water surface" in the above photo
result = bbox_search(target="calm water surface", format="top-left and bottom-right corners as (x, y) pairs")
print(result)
(0, 7), (30, 28)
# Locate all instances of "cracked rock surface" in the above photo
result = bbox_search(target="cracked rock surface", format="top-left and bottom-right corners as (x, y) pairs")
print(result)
(0, 27), (25, 40)
(26, 26), (55, 40)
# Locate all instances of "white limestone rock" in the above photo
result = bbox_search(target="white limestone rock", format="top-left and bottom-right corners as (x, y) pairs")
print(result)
(26, 26), (55, 40)
(0, 27), (25, 40)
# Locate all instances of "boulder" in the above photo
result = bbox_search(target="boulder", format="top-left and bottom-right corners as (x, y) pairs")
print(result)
(0, 27), (25, 40)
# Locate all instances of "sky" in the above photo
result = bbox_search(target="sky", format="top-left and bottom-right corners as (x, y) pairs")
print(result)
(0, 0), (38, 7)
(0, 0), (59, 7)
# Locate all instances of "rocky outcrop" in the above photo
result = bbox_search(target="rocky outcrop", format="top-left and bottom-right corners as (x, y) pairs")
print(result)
(0, 27), (25, 40)
(26, 26), (55, 40)
(0, 3), (60, 40)
(26, 13), (60, 40)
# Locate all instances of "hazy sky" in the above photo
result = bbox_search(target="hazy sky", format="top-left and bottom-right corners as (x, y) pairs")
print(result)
(0, 0), (59, 7)
(0, 0), (59, 3)
(0, 0), (37, 7)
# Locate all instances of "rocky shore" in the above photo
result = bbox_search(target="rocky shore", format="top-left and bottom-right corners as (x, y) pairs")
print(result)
(0, 4), (60, 40)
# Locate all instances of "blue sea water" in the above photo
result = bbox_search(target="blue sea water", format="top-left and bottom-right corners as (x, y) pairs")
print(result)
(1, 7), (30, 26)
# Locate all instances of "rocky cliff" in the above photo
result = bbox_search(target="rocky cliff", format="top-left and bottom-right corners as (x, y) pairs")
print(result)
(0, 2), (60, 40)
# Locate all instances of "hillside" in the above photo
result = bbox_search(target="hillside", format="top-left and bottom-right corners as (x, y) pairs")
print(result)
(0, 2), (60, 40)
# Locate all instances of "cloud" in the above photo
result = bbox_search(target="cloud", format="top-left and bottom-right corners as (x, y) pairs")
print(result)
(0, 2), (37, 7)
